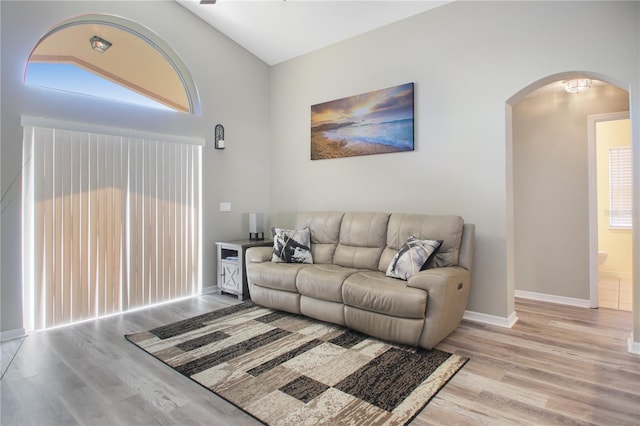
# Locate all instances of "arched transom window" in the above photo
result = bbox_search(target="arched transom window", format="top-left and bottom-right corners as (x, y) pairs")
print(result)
(25, 14), (200, 114)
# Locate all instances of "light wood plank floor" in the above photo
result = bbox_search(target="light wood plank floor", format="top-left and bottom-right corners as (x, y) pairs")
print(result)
(1, 295), (638, 425)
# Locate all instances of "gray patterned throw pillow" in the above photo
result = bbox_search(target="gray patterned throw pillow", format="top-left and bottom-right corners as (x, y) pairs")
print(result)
(386, 236), (442, 280)
(271, 227), (314, 264)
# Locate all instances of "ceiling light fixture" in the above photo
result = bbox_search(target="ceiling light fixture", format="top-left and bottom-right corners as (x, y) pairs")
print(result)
(564, 78), (592, 94)
(90, 35), (112, 53)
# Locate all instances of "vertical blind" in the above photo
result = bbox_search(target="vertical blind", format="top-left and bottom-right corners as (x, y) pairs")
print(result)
(22, 124), (202, 331)
(609, 146), (632, 229)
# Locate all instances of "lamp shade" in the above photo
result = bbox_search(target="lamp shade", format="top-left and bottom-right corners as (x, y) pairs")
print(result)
(249, 213), (264, 233)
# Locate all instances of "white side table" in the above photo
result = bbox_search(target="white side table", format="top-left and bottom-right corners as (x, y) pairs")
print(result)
(216, 239), (273, 300)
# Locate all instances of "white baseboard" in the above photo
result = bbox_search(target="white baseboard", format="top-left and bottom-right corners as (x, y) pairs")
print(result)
(0, 328), (26, 342)
(463, 310), (518, 328)
(628, 334), (640, 355)
(202, 285), (219, 295)
(515, 289), (591, 308)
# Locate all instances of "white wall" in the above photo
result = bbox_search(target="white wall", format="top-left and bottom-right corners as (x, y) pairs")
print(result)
(513, 85), (629, 300)
(270, 1), (640, 320)
(0, 1), (271, 334)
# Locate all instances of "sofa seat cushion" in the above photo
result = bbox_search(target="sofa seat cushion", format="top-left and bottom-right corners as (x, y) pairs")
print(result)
(296, 264), (359, 303)
(246, 262), (308, 292)
(342, 271), (428, 319)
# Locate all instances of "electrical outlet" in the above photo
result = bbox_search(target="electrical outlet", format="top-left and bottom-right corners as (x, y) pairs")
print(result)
(219, 202), (231, 212)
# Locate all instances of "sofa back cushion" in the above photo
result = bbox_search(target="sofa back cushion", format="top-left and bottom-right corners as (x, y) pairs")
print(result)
(296, 212), (344, 264)
(378, 214), (464, 272)
(334, 212), (390, 270)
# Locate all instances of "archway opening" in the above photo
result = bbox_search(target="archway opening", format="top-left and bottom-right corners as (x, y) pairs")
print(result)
(506, 71), (635, 349)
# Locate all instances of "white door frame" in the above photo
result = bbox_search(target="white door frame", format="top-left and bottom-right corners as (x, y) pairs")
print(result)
(586, 111), (630, 308)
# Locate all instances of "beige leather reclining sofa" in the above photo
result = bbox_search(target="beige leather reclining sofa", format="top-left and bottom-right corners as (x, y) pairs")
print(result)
(245, 212), (474, 349)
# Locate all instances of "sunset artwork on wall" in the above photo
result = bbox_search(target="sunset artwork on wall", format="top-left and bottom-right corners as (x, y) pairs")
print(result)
(310, 82), (414, 160)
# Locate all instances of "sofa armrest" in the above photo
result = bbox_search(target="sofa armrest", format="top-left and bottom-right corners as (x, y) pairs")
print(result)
(246, 246), (273, 263)
(406, 266), (470, 348)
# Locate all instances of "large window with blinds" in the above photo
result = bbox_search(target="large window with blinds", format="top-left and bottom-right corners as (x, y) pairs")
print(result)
(22, 121), (202, 331)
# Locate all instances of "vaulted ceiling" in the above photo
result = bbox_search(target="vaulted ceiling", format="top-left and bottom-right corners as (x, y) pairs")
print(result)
(176, 0), (452, 65)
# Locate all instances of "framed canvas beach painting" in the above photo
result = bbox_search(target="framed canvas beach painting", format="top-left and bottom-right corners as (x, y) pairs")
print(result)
(311, 82), (414, 160)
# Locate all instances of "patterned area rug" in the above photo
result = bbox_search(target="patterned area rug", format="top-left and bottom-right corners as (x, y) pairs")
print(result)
(125, 301), (467, 425)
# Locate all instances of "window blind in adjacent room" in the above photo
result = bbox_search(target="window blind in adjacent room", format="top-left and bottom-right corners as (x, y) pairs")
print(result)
(22, 123), (202, 331)
(609, 146), (632, 229)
